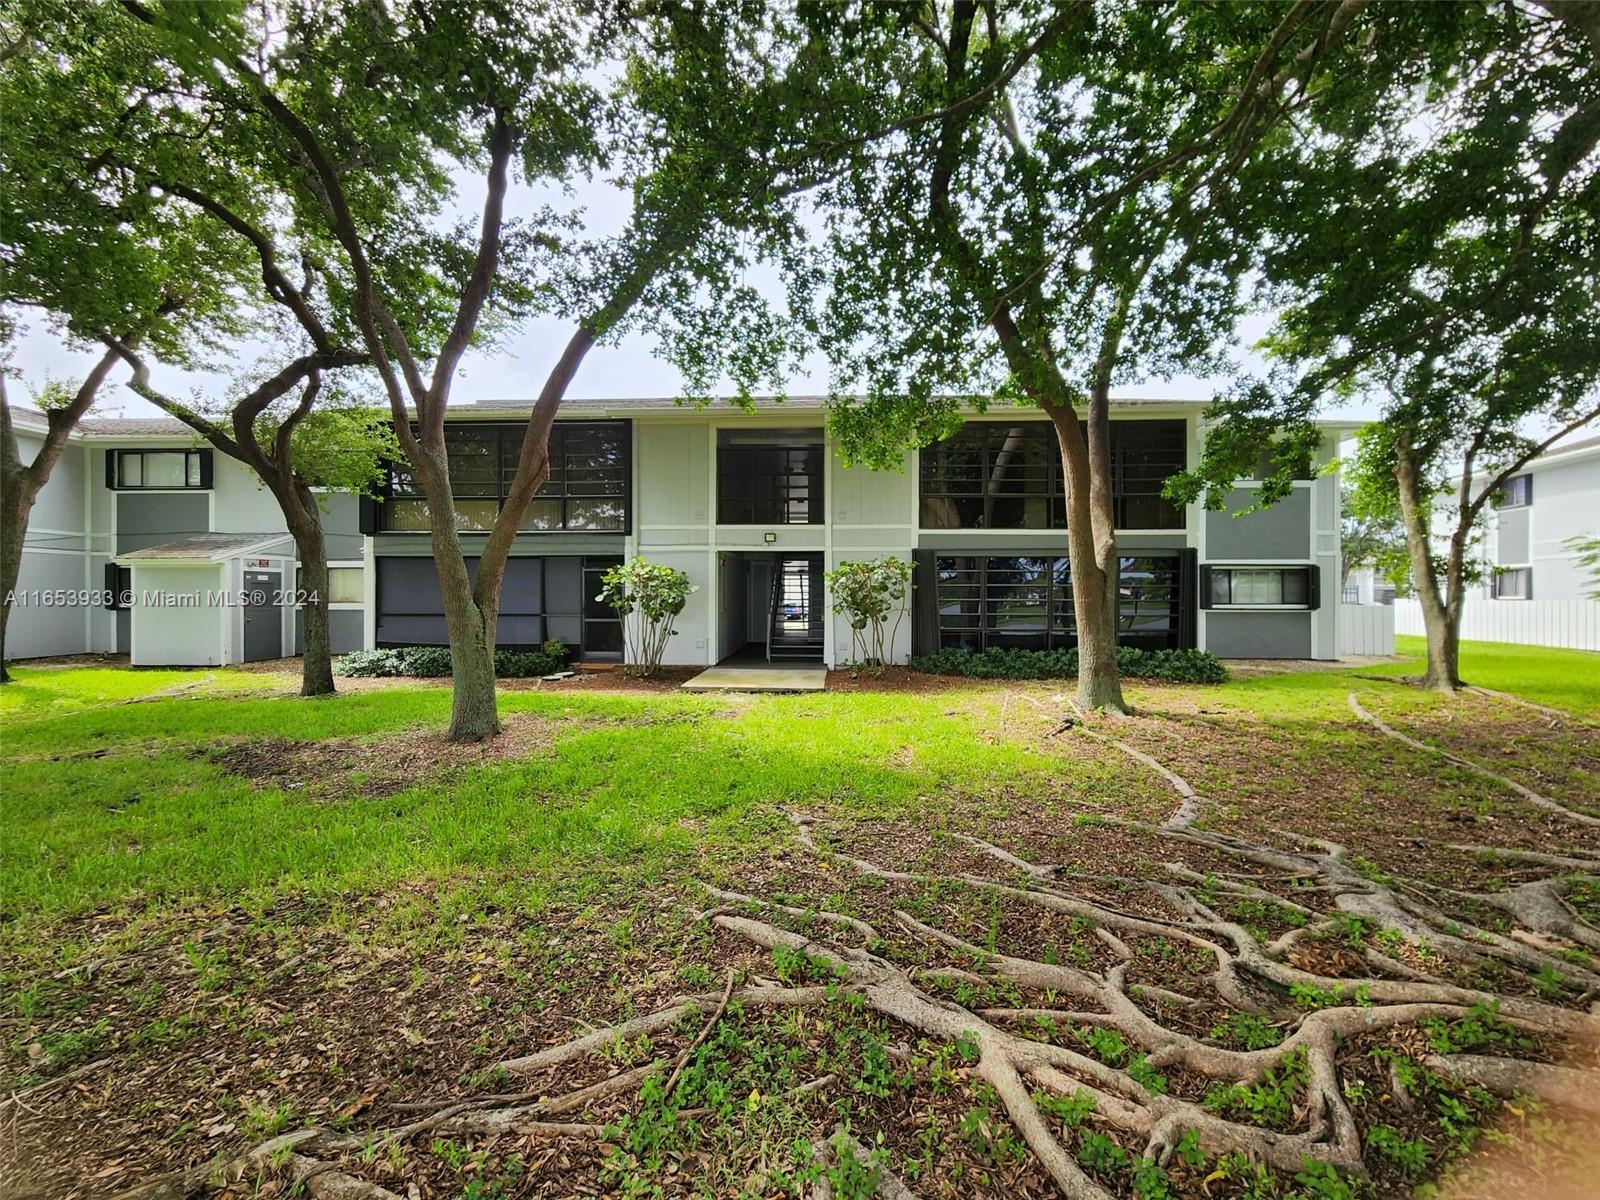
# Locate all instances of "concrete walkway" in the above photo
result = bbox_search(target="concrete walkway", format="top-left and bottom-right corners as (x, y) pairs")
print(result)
(681, 665), (827, 693)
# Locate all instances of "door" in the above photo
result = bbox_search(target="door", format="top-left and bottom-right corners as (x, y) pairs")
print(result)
(242, 569), (282, 662)
(767, 554), (824, 661)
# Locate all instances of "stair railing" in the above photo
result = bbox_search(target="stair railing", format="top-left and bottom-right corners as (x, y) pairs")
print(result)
(765, 563), (781, 663)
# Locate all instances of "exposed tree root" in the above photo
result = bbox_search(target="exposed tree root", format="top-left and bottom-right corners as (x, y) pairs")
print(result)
(111, 1130), (405, 1200)
(812, 1127), (923, 1199)
(1464, 684), (1579, 725)
(1424, 1054), (1600, 1115)
(1348, 692), (1600, 828)
(151, 735), (1600, 1198)
(1075, 728), (1204, 829)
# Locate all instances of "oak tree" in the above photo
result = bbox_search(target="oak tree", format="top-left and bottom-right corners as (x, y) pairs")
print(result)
(124, 0), (895, 738)
(814, 0), (1383, 712)
(1177, 1), (1600, 691)
(4, 0), (391, 693)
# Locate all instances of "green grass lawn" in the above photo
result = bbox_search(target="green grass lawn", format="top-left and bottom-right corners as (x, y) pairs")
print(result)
(1384, 634), (1600, 714)
(3, 656), (1595, 1199)
(0, 664), (221, 721)
(3, 645), (1589, 941)
(1, 671), (1155, 936)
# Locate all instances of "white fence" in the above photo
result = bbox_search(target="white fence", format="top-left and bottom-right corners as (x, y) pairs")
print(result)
(1392, 599), (1600, 652)
(1337, 604), (1395, 656)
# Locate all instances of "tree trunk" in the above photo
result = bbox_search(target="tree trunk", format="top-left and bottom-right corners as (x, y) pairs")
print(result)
(445, 596), (501, 741)
(1047, 403), (1128, 714)
(419, 467), (500, 739)
(0, 477), (38, 684)
(1, 355), (123, 682)
(1393, 442), (1462, 693)
(280, 484), (336, 697)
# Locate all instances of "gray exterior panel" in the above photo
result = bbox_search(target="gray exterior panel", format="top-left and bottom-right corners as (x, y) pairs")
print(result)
(1205, 489), (1310, 561)
(1495, 507), (1530, 565)
(294, 609), (365, 655)
(116, 493), (211, 553)
(320, 493), (365, 560)
(1205, 611), (1312, 659)
(371, 533), (625, 557)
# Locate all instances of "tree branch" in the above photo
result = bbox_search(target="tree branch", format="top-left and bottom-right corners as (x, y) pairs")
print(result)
(162, 182), (334, 351)
(426, 109), (514, 419)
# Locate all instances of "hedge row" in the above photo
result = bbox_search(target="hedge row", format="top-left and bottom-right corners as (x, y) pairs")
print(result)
(907, 645), (1228, 684)
(335, 642), (569, 679)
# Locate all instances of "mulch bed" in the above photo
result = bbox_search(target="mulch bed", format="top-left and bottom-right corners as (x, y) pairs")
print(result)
(204, 710), (593, 799)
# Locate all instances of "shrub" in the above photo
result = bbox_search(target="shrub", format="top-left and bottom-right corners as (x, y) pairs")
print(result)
(336, 640), (569, 678)
(825, 556), (912, 673)
(596, 557), (695, 677)
(908, 645), (1228, 684)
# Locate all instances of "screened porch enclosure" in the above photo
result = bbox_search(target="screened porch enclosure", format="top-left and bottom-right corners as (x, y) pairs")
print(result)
(932, 552), (1196, 652)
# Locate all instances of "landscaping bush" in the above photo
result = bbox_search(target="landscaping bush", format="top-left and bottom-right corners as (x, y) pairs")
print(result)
(825, 556), (912, 673)
(336, 640), (569, 679)
(596, 557), (695, 677)
(908, 645), (1228, 684)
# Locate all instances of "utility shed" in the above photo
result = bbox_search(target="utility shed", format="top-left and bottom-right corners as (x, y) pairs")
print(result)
(116, 533), (296, 666)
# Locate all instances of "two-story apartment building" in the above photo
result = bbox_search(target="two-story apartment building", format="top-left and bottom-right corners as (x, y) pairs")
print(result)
(6, 396), (1351, 669)
(1474, 432), (1600, 604)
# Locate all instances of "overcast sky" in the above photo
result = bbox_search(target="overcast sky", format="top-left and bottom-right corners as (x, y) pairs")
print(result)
(7, 166), (1388, 426)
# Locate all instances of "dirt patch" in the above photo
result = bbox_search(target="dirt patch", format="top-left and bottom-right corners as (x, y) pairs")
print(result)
(1358, 688), (1600, 815)
(206, 710), (588, 798)
(523, 664), (703, 693)
(8, 653), (133, 670)
(1222, 654), (1410, 676)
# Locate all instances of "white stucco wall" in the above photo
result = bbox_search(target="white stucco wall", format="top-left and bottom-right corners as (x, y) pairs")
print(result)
(128, 564), (225, 666)
(827, 445), (916, 666)
(1470, 448), (1599, 605)
(7, 433), (96, 660)
(211, 454), (291, 535)
(1524, 456), (1599, 602)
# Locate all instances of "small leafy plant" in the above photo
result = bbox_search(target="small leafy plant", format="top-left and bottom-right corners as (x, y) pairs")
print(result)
(597, 557), (695, 677)
(1211, 1010), (1284, 1050)
(1366, 1123), (1428, 1174)
(1204, 1049), (1309, 1128)
(825, 556), (913, 674)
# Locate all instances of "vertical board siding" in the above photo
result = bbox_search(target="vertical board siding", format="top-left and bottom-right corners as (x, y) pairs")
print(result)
(1337, 604), (1395, 656)
(1392, 599), (1600, 651)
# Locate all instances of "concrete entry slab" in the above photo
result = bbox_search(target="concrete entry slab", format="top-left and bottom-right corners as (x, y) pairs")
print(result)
(681, 666), (826, 693)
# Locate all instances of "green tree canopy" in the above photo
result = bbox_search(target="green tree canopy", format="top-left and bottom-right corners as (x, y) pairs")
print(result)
(1170, 1), (1600, 688)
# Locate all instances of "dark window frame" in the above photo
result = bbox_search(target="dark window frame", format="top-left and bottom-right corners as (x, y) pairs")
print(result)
(109, 449), (211, 490)
(1492, 474), (1532, 509)
(381, 421), (631, 534)
(919, 420), (1187, 531)
(103, 563), (132, 609)
(1200, 565), (1320, 609)
(934, 553), (1187, 652)
(1491, 566), (1532, 600)
(716, 432), (824, 526)
(374, 553), (625, 660)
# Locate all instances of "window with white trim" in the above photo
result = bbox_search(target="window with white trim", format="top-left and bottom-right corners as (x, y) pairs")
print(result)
(295, 566), (365, 605)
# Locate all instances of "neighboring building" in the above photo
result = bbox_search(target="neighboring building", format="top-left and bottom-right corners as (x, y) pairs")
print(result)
(5, 396), (1355, 667)
(1473, 432), (1600, 605)
(1372, 429), (1600, 653)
